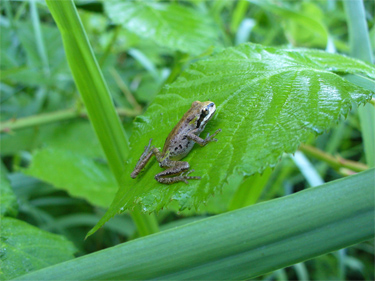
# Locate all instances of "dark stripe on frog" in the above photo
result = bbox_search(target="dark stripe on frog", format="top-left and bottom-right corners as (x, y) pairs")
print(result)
(196, 110), (209, 128)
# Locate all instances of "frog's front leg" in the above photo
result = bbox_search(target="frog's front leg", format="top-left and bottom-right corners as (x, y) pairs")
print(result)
(187, 128), (222, 146)
(155, 160), (200, 184)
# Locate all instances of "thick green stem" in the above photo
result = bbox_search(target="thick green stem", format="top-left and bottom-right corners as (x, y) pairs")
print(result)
(1, 109), (78, 132)
(46, 0), (158, 236)
(0, 108), (140, 133)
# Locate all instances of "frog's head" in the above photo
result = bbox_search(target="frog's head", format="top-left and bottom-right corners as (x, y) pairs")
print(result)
(191, 101), (216, 129)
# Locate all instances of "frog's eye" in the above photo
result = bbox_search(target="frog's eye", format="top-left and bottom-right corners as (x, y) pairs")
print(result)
(202, 108), (209, 115)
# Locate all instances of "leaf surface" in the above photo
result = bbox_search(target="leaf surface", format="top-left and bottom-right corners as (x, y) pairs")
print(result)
(24, 148), (116, 208)
(249, 0), (329, 47)
(0, 217), (76, 280)
(0, 163), (18, 217)
(104, 0), (220, 55)
(90, 43), (375, 234)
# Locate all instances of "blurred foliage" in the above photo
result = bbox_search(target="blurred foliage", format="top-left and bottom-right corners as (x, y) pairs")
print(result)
(0, 217), (76, 280)
(1, 0), (374, 280)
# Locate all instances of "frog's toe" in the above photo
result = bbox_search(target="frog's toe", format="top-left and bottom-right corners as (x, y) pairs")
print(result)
(179, 170), (201, 184)
(184, 169), (195, 176)
(181, 176), (200, 184)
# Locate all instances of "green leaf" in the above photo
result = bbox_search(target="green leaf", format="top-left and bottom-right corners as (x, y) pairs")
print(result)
(293, 49), (375, 78)
(104, 0), (220, 55)
(1, 21), (70, 89)
(24, 148), (117, 208)
(248, 0), (329, 47)
(0, 217), (76, 280)
(0, 125), (59, 156)
(0, 162), (18, 217)
(24, 148), (117, 207)
(0, 25), (21, 68)
(16, 21), (64, 69)
(19, 121), (114, 207)
(15, 169), (375, 280)
(90, 43), (375, 234)
(45, 121), (104, 158)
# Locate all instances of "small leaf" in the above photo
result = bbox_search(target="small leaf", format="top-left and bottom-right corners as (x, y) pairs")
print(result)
(90, 43), (374, 235)
(249, 0), (329, 48)
(104, 0), (220, 55)
(0, 217), (76, 280)
(24, 148), (117, 208)
(45, 121), (105, 158)
(0, 163), (18, 217)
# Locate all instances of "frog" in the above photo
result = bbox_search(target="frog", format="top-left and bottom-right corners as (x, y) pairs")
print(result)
(130, 101), (221, 184)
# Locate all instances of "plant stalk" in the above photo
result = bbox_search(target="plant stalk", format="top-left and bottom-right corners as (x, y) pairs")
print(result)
(299, 144), (368, 173)
(0, 107), (140, 133)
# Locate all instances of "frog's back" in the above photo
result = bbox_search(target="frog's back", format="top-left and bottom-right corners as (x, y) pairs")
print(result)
(162, 108), (198, 160)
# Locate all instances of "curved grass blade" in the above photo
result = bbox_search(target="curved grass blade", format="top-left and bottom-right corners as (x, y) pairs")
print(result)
(15, 169), (375, 280)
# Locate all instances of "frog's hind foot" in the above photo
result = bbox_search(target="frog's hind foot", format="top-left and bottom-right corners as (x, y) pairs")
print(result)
(155, 169), (201, 184)
(177, 169), (201, 184)
(131, 139), (155, 179)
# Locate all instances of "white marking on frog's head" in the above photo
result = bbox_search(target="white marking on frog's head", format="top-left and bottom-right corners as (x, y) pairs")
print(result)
(197, 101), (216, 129)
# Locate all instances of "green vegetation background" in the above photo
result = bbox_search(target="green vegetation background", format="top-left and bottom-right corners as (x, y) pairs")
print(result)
(0, 0), (374, 280)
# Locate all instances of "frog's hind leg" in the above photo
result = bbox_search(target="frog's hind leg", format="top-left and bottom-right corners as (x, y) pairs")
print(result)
(131, 139), (159, 179)
(155, 161), (200, 184)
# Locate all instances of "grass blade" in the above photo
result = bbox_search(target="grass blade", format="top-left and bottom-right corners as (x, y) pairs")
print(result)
(30, 1), (49, 75)
(45, 0), (158, 236)
(344, 0), (375, 167)
(15, 169), (374, 280)
(45, 0), (128, 178)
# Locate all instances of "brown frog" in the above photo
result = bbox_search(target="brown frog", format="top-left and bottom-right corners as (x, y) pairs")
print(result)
(131, 101), (221, 184)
